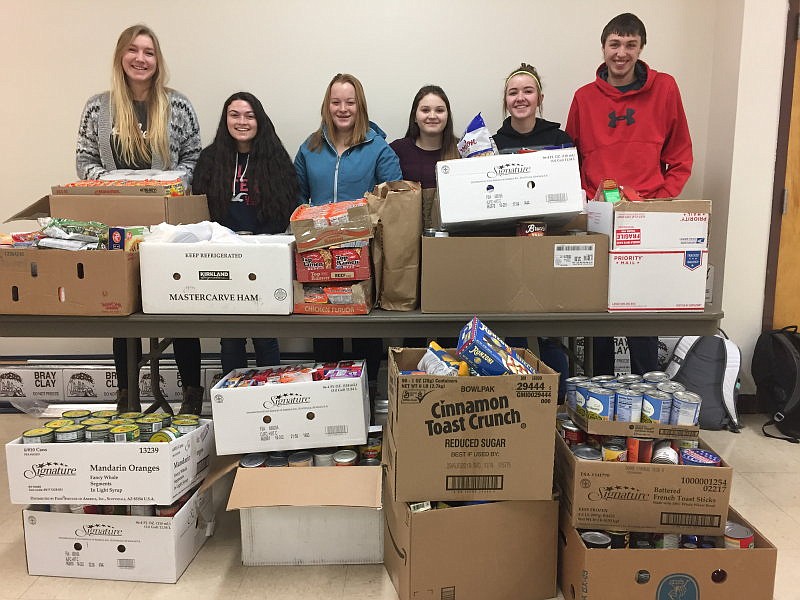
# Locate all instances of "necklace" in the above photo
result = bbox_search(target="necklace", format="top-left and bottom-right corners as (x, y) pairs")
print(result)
(231, 153), (250, 201)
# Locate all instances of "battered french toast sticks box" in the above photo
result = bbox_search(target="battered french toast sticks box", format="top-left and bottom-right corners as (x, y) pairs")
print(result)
(385, 347), (558, 501)
(6, 419), (214, 505)
(139, 235), (294, 315)
(421, 234), (609, 313)
(23, 486), (215, 583)
(210, 363), (370, 455)
(0, 247), (140, 316)
(384, 476), (559, 600)
(558, 506), (777, 600)
(555, 434), (732, 534)
(435, 148), (584, 229)
(587, 199), (711, 250)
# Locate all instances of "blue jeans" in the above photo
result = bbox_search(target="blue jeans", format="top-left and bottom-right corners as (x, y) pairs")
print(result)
(221, 338), (280, 375)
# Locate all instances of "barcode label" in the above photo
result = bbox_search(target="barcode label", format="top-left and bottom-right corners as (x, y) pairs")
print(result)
(117, 558), (136, 569)
(441, 586), (456, 600)
(553, 243), (595, 268)
(660, 512), (721, 528)
(546, 192), (568, 204)
(446, 475), (503, 491)
(325, 425), (348, 435)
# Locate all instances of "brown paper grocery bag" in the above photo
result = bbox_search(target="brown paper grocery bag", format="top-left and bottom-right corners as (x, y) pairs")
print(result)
(366, 181), (423, 311)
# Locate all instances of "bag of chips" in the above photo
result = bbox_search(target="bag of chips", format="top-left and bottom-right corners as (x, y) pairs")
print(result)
(457, 113), (497, 158)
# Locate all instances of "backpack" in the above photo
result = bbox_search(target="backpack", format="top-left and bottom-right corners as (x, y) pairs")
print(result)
(751, 326), (800, 443)
(663, 332), (741, 432)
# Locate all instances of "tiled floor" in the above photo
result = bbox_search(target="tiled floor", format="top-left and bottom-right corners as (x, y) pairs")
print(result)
(0, 412), (792, 599)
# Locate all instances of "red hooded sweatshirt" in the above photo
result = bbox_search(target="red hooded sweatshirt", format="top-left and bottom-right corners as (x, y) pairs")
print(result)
(566, 61), (693, 199)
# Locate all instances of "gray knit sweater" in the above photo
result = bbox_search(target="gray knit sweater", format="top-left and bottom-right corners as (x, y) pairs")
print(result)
(76, 90), (201, 183)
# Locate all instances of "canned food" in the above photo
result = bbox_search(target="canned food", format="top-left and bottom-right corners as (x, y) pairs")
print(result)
(565, 376), (590, 412)
(590, 375), (616, 385)
(670, 390), (702, 426)
(172, 418), (200, 434)
(54, 424), (85, 443)
(626, 437), (654, 463)
(516, 220), (547, 237)
(585, 433), (604, 449)
(108, 424), (140, 443)
(85, 423), (113, 443)
(135, 416), (164, 441)
(641, 390), (673, 424)
(614, 388), (643, 423)
(651, 444), (679, 465)
(616, 374), (643, 385)
(265, 453), (289, 467)
(333, 449), (358, 466)
(562, 421), (586, 448)
(605, 530), (630, 549)
(657, 381), (686, 395)
(91, 410), (119, 419)
(61, 409), (91, 423)
(118, 412), (144, 421)
(312, 448), (336, 466)
(574, 382), (592, 416)
(359, 435), (382, 461)
(599, 382), (625, 391)
(580, 531), (612, 549)
(50, 504), (72, 513)
(240, 453), (268, 468)
(602, 442), (627, 462)
(22, 427), (54, 444)
(103, 505), (129, 516)
(149, 427), (181, 443)
(630, 532), (656, 549)
(359, 458), (382, 466)
(724, 521), (755, 548)
(172, 413), (201, 421)
(642, 371), (670, 384)
(680, 448), (721, 467)
(150, 412), (173, 428)
(585, 387), (615, 421)
(629, 382), (656, 393)
(288, 451), (314, 467)
(107, 418), (135, 427)
(44, 419), (74, 430)
(81, 417), (110, 426)
(572, 444), (602, 461)
(70, 504), (101, 514)
(671, 439), (700, 451)
(423, 228), (449, 237)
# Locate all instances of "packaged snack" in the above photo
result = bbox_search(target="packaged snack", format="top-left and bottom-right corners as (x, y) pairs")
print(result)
(457, 113), (497, 158)
(290, 198), (373, 252)
(322, 286), (354, 304)
(418, 341), (470, 376)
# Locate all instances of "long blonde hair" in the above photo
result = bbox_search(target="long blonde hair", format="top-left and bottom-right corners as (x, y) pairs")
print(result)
(110, 24), (171, 167)
(308, 73), (370, 152)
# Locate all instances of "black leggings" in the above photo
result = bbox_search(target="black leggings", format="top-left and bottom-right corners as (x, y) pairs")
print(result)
(113, 338), (202, 389)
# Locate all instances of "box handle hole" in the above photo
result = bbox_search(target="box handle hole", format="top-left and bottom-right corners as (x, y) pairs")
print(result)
(306, 412), (315, 420)
(11, 286), (19, 302)
(76, 263), (85, 279)
(30, 263), (38, 277)
(248, 273), (256, 281)
(173, 273), (181, 280)
(635, 570), (651, 584)
(58, 287), (66, 303)
(262, 415), (271, 424)
(711, 569), (728, 583)
(117, 544), (126, 553)
(73, 542), (82, 551)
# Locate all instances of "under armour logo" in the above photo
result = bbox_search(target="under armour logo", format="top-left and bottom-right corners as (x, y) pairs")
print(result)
(608, 109), (635, 128)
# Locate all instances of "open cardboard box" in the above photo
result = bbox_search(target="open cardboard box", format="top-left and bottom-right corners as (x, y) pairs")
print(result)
(223, 461), (383, 565)
(384, 473), (559, 600)
(566, 405), (700, 441)
(558, 505), (776, 600)
(6, 194), (209, 227)
(385, 347), (558, 502)
(555, 433), (732, 534)
(421, 234), (609, 313)
(23, 486), (214, 583)
(0, 247), (140, 316)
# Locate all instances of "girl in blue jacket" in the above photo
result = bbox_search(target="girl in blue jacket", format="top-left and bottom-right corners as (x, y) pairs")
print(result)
(294, 73), (401, 204)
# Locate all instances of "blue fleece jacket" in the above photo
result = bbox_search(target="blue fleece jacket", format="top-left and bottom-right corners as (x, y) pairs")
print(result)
(294, 123), (402, 205)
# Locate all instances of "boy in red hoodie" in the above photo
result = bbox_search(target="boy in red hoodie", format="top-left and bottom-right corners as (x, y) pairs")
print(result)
(566, 12), (693, 374)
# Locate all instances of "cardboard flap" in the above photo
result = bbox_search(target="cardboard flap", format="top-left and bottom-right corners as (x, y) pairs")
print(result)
(198, 454), (241, 493)
(227, 465), (382, 510)
(614, 199), (711, 214)
(5, 196), (51, 222)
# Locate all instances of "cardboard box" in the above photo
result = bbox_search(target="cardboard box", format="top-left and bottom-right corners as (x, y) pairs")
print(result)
(138, 365), (183, 403)
(290, 200), (372, 253)
(52, 182), (186, 196)
(435, 148), (584, 229)
(139, 236), (294, 315)
(63, 365), (118, 403)
(384, 479), (558, 600)
(24, 487), (214, 583)
(385, 347), (558, 501)
(566, 405), (700, 441)
(0, 365), (64, 403)
(226, 464), (382, 565)
(292, 279), (373, 315)
(608, 248), (708, 312)
(210, 366), (369, 455)
(555, 434), (732, 534)
(0, 248), (140, 316)
(421, 235), (608, 313)
(558, 506), (776, 600)
(587, 199), (711, 250)
(6, 420), (214, 505)
(295, 244), (372, 283)
(7, 194), (209, 227)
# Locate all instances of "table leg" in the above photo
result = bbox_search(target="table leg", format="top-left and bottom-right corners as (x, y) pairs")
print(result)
(584, 336), (594, 377)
